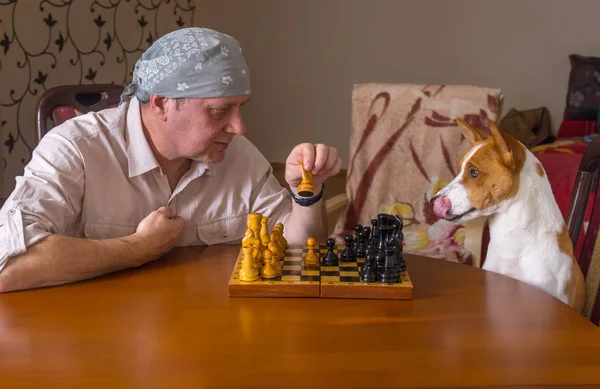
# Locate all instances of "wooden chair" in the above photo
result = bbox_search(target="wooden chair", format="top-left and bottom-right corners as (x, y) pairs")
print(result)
(565, 135), (600, 324)
(35, 84), (124, 144)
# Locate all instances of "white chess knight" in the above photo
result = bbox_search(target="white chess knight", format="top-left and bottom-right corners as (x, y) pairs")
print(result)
(430, 117), (586, 313)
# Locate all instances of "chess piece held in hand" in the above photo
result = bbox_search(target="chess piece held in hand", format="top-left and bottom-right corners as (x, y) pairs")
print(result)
(297, 161), (315, 197)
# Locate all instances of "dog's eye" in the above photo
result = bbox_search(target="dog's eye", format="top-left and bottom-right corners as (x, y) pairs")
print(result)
(469, 168), (479, 178)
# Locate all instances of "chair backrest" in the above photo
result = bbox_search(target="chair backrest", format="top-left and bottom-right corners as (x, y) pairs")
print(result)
(35, 84), (124, 144)
(566, 135), (600, 324)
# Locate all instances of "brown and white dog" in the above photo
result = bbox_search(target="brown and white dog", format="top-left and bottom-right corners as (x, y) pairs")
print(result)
(430, 117), (586, 312)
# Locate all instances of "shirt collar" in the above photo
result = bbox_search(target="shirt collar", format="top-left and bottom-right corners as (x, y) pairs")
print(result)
(126, 98), (160, 178)
(125, 97), (218, 179)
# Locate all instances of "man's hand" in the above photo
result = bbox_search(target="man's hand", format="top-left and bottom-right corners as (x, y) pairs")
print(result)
(285, 143), (342, 189)
(134, 206), (185, 259)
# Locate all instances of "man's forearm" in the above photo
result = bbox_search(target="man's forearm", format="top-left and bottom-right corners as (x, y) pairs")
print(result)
(0, 234), (155, 293)
(283, 185), (328, 244)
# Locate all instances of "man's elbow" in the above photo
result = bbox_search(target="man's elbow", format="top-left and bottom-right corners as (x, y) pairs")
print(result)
(0, 270), (10, 294)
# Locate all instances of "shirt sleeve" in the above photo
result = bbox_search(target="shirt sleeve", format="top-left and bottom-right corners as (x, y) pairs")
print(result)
(0, 132), (84, 272)
(239, 137), (292, 230)
(249, 165), (292, 229)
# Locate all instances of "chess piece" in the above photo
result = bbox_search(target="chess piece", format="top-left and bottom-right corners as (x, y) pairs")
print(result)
(303, 237), (319, 265)
(390, 215), (406, 272)
(376, 214), (392, 267)
(261, 249), (277, 279)
(297, 162), (315, 197)
(274, 223), (288, 251)
(370, 219), (380, 246)
(353, 224), (363, 252)
(242, 213), (263, 271)
(340, 235), (356, 262)
(356, 228), (369, 258)
(270, 230), (283, 252)
(268, 241), (283, 276)
(260, 216), (270, 246)
(362, 226), (371, 241)
(322, 238), (339, 266)
(360, 246), (378, 282)
(379, 243), (400, 284)
(239, 245), (259, 282)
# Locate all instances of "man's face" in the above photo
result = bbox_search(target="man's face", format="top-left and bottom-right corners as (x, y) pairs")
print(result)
(163, 95), (250, 164)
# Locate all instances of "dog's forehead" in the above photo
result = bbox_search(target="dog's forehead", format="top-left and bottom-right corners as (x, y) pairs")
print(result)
(458, 143), (486, 172)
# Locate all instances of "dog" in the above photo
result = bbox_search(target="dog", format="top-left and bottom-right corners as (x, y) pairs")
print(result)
(430, 117), (586, 313)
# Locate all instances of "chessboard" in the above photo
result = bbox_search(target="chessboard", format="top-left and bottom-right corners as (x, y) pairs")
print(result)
(228, 212), (413, 300)
(228, 245), (321, 298)
(320, 245), (413, 300)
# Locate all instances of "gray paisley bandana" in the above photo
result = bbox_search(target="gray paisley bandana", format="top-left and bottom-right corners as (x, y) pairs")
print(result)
(120, 27), (251, 103)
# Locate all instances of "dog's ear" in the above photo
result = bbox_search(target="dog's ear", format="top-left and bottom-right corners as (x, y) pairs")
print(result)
(489, 121), (515, 168)
(456, 117), (487, 144)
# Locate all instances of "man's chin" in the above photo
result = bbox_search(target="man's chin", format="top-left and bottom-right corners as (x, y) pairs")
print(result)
(191, 151), (226, 164)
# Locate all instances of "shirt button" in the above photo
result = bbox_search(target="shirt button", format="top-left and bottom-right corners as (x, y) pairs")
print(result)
(9, 208), (15, 215)
(222, 233), (228, 239)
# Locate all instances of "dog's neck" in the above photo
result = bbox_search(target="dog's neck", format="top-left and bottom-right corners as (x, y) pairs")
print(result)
(488, 150), (564, 236)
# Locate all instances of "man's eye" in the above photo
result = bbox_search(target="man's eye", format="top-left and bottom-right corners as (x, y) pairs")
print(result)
(212, 107), (230, 115)
(469, 168), (479, 178)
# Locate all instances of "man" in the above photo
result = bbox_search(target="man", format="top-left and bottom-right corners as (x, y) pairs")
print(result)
(0, 28), (341, 293)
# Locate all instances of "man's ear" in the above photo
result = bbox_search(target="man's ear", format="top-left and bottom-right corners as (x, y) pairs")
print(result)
(489, 121), (515, 168)
(456, 117), (488, 144)
(148, 95), (169, 121)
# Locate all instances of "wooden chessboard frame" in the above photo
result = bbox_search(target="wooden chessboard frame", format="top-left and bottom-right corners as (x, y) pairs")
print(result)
(228, 244), (413, 300)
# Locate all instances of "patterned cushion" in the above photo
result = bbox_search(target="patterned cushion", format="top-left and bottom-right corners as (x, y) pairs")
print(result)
(50, 103), (119, 128)
(564, 54), (600, 121)
(51, 106), (83, 127)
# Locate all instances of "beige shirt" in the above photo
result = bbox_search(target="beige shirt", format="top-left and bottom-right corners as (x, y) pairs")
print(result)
(0, 97), (291, 272)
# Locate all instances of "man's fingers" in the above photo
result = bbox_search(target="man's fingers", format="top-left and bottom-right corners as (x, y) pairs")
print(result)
(312, 144), (329, 174)
(157, 206), (173, 217)
(287, 143), (315, 170)
(331, 157), (343, 176)
(320, 146), (339, 175)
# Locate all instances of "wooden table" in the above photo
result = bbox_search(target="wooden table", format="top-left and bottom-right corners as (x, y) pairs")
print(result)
(1, 245), (599, 389)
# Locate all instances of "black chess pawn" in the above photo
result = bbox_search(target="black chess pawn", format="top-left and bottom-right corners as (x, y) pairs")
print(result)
(355, 229), (369, 258)
(353, 224), (363, 252)
(370, 219), (379, 245)
(397, 253), (407, 272)
(360, 246), (378, 282)
(362, 226), (371, 242)
(379, 243), (400, 284)
(322, 238), (339, 266)
(340, 234), (356, 262)
(391, 215), (406, 272)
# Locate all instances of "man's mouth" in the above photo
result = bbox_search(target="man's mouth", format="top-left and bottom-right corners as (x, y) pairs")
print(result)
(214, 141), (230, 150)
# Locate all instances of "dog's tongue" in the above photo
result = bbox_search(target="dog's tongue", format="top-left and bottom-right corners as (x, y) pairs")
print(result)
(432, 196), (451, 219)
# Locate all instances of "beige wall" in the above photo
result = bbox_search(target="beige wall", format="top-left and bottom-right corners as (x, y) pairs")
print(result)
(197, 0), (600, 167)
